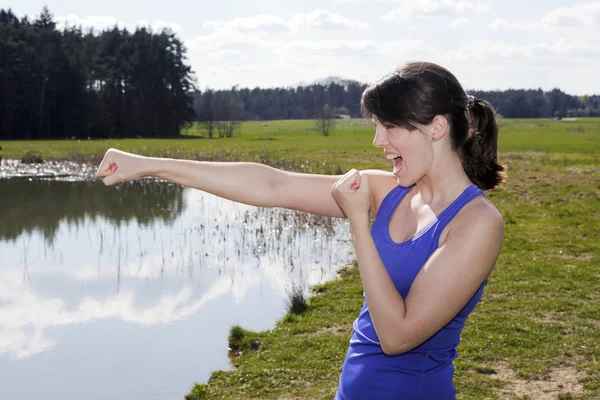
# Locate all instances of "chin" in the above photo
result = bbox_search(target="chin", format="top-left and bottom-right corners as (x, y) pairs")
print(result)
(395, 175), (413, 188)
(396, 170), (423, 187)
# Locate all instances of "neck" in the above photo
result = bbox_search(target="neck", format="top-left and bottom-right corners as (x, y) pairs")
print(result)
(414, 150), (472, 205)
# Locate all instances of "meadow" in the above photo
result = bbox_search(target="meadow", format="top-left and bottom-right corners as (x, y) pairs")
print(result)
(2, 118), (599, 400)
(1, 118), (599, 171)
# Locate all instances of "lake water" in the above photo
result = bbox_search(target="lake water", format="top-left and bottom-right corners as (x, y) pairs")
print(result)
(0, 177), (354, 400)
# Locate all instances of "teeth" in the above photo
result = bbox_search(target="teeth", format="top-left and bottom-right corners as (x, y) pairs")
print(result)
(386, 154), (402, 160)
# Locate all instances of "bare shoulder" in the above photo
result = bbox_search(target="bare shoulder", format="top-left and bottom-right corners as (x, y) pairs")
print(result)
(443, 193), (504, 253)
(362, 169), (398, 194)
(360, 169), (399, 219)
(463, 195), (504, 229)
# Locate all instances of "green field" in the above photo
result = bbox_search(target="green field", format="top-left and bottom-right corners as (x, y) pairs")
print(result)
(1, 118), (599, 171)
(2, 118), (599, 400)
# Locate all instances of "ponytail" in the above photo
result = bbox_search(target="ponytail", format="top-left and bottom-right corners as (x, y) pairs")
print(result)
(459, 99), (506, 190)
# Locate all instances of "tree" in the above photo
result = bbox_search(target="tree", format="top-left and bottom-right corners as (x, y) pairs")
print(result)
(316, 104), (335, 136)
(214, 89), (243, 138)
(199, 89), (216, 138)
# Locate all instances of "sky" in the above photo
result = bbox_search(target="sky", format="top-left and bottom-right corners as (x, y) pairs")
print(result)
(4, 0), (600, 94)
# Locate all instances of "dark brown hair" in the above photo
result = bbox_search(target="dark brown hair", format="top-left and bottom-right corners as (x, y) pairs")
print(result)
(361, 61), (506, 190)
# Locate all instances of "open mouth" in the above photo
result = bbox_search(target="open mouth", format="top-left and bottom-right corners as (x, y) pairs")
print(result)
(386, 153), (403, 174)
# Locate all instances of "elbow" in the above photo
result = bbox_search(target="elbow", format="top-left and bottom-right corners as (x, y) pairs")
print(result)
(265, 169), (287, 207)
(380, 338), (413, 356)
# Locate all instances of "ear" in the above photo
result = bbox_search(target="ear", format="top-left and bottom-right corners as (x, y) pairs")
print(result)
(429, 115), (449, 142)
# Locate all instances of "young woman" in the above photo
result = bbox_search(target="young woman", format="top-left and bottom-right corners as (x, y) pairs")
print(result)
(97, 61), (505, 400)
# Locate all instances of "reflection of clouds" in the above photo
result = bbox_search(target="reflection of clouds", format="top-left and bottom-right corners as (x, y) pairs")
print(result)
(0, 324), (55, 360)
(0, 268), (257, 359)
(0, 187), (353, 360)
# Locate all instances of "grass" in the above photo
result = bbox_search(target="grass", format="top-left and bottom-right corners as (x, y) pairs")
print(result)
(2, 118), (600, 399)
(1, 118), (599, 173)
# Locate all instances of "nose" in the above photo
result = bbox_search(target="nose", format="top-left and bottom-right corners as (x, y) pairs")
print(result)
(372, 125), (388, 148)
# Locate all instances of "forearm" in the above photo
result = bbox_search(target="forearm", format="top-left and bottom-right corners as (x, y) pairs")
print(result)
(351, 219), (407, 351)
(145, 157), (282, 207)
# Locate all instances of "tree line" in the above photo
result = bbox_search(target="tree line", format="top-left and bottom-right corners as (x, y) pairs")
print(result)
(193, 85), (600, 125)
(0, 7), (195, 140)
(1, 7), (599, 141)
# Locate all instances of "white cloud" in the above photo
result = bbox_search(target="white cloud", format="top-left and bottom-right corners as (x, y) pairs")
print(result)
(375, 39), (437, 55)
(449, 17), (469, 27)
(445, 38), (600, 63)
(203, 15), (289, 32)
(197, 37), (437, 89)
(542, 3), (600, 28)
(487, 18), (538, 31)
(381, 0), (489, 22)
(55, 14), (182, 33)
(290, 9), (369, 30)
(55, 15), (120, 32)
(280, 39), (375, 52)
(203, 9), (368, 33)
(489, 3), (600, 31)
(185, 30), (278, 51)
(190, 34), (434, 55)
(208, 49), (248, 59)
(206, 61), (306, 76)
(446, 40), (531, 61)
(190, 34), (436, 89)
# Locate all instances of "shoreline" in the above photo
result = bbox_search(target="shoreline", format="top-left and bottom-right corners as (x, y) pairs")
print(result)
(185, 264), (363, 400)
(0, 159), (98, 181)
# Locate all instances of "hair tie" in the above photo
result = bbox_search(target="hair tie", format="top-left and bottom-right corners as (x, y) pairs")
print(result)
(466, 94), (477, 109)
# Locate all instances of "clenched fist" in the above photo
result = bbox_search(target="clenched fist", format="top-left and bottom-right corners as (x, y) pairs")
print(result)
(96, 149), (149, 186)
(331, 169), (371, 224)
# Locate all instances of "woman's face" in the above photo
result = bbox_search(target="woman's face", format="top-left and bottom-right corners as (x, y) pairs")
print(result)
(372, 119), (433, 186)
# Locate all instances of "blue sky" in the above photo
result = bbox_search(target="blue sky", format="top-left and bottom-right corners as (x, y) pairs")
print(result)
(5, 0), (600, 94)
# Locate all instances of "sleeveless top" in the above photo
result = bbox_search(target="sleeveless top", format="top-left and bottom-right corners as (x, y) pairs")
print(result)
(335, 184), (487, 400)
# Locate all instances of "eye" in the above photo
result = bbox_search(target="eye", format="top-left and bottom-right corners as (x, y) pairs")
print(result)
(383, 123), (395, 130)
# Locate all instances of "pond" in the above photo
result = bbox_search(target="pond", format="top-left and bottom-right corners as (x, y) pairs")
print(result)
(0, 176), (354, 400)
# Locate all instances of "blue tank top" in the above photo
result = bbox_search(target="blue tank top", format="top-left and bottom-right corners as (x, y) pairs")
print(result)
(335, 184), (487, 400)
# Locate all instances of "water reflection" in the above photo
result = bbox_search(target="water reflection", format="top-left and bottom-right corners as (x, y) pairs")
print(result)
(0, 179), (185, 242)
(0, 179), (353, 400)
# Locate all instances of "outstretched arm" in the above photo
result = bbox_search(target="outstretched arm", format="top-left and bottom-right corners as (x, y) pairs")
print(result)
(96, 149), (394, 218)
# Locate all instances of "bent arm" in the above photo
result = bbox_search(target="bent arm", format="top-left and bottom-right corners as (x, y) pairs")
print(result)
(350, 201), (503, 355)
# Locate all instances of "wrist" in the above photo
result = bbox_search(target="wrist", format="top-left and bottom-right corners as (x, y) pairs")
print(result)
(349, 216), (370, 232)
(142, 156), (161, 178)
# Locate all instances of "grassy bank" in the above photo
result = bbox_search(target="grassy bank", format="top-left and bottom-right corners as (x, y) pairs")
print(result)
(2, 118), (599, 399)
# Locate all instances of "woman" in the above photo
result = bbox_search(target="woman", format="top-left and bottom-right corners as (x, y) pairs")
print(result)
(97, 61), (505, 399)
